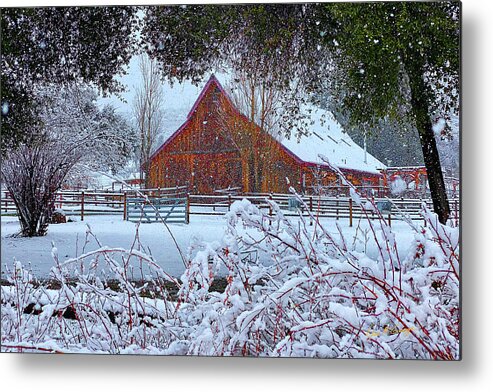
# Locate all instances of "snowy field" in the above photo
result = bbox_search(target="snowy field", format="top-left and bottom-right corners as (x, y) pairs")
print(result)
(1, 213), (416, 279)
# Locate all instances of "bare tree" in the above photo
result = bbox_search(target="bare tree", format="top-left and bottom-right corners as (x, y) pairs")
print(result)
(2, 143), (81, 236)
(217, 71), (285, 193)
(217, 69), (314, 193)
(133, 55), (165, 188)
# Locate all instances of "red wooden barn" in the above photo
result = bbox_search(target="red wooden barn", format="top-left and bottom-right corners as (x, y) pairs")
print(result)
(148, 75), (386, 195)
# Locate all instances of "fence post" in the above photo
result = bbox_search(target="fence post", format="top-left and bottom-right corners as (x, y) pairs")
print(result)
(80, 191), (85, 221)
(186, 193), (190, 224)
(388, 212), (391, 227)
(269, 193), (273, 217)
(336, 196), (339, 221)
(123, 191), (127, 220)
(228, 194), (232, 211)
(309, 196), (313, 212)
(349, 197), (353, 227)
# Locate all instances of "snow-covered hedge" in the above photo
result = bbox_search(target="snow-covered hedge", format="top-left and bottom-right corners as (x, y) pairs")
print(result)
(1, 190), (459, 358)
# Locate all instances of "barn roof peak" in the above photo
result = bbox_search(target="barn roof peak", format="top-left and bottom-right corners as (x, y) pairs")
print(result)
(186, 74), (228, 120)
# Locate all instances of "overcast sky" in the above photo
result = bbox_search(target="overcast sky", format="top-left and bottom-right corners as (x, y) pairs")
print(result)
(97, 55), (207, 119)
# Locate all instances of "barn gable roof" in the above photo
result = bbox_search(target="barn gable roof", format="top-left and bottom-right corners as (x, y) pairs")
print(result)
(148, 75), (233, 162)
(150, 75), (385, 175)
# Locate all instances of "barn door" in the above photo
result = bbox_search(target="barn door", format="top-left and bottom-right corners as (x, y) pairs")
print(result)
(194, 157), (242, 194)
(193, 159), (217, 194)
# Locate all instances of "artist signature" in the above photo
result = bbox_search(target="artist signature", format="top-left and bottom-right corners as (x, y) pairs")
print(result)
(365, 326), (415, 337)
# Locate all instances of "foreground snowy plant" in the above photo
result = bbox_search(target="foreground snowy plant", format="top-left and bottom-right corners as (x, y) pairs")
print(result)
(1, 226), (182, 354)
(174, 196), (459, 359)
(1, 189), (459, 359)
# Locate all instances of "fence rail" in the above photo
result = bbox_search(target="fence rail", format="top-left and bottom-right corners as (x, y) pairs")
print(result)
(0, 187), (188, 220)
(188, 194), (460, 226)
(1, 188), (460, 226)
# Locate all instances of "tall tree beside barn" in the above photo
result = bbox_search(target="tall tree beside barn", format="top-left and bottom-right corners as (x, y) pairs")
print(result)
(217, 71), (283, 193)
(133, 55), (166, 188)
(142, 3), (459, 223)
(323, 2), (459, 224)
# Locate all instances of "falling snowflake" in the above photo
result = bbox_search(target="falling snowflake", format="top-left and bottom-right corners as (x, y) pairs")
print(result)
(1, 102), (9, 115)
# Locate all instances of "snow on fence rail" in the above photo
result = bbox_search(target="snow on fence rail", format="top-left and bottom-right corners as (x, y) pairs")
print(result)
(1, 189), (460, 226)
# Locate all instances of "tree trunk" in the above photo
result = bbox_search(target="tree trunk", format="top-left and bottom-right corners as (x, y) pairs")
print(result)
(256, 157), (264, 193)
(248, 152), (256, 193)
(8, 180), (56, 237)
(143, 156), (151, 189)
(406, 60), (450, 224)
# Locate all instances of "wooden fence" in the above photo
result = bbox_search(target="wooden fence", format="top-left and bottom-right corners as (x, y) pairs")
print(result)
(187, 193), (460, 226)
(0, 187), (188, 220)
(1, 188), (460, 226)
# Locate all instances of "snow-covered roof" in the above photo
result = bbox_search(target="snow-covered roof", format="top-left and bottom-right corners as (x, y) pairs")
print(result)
(280, 105), (386, 174)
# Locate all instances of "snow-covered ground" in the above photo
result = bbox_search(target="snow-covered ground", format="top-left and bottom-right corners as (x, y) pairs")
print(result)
(1, 213), (416, 279)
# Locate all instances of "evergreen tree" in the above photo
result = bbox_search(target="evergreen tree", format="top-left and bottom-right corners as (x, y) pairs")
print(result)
(1, 7), (139, 153)
(324, 2), (459, 223)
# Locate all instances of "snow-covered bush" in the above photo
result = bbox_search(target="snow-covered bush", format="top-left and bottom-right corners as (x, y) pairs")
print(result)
(173, 195), (459, 359)
(1, 188), (459, 358)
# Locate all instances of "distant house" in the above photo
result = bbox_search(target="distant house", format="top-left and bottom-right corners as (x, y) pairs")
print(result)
(111, 174), (143, 191)
(148, 75), (386, 195)
(384, 166), (428, 197)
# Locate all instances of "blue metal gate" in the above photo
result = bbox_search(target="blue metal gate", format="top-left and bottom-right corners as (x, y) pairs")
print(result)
(125, 197), (189, 223)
